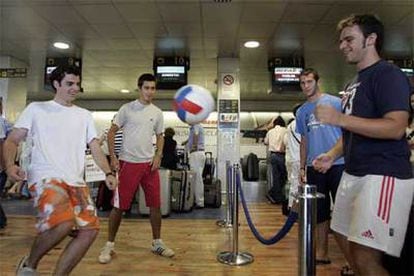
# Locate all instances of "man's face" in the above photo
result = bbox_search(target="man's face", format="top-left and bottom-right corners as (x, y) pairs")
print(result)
(139, 80), (156, 104)
(300, 73), (318, 98)
(54, 73), (81, 103)
(339, 25), (369, 64)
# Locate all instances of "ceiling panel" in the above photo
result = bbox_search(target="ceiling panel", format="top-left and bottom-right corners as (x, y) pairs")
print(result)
(0, 0), (411, 110)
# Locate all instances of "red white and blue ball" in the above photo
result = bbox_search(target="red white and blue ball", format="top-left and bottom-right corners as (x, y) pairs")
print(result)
(173, 84), (215, 124)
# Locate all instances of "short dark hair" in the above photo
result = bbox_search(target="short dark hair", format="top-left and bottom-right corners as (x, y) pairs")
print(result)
(49, 65), (81, 92)
(164, 127), (175, 137)
(138, 73), (156, 88)
(337, 14), (384, 54)
(300, 68), (319, 82)
(273, 116), (286, 128)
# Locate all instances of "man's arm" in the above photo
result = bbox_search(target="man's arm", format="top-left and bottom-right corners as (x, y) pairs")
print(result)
(4, 128), (28, 181)
(107, 123), (120, 170)
(316, 105), (408, 140)
(89, 139), (117, 190)
(152, 133), (164, 171)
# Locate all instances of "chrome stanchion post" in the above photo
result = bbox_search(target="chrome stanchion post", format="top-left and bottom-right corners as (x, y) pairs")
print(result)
(217, 164), (254, 266)
(217, 161), (232, 228)
(298, 184), (323, 276)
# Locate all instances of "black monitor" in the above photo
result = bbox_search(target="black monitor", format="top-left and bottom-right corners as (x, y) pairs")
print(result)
(268, 57), (304, 93)
(153, 56), (190, 90)
(155, 65), (187, 90)
(44, 57), (82, 91)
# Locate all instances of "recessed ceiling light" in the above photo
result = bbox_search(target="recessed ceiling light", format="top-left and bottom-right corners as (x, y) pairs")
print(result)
(244, 41), (260, 48)
(120, 89), (130, 93)
(53, 42), (70, 49)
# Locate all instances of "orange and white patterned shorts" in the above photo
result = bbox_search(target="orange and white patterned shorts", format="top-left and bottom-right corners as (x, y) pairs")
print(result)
(29, 178), (99, 233)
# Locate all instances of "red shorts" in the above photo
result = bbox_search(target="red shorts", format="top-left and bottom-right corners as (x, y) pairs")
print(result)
(113, 161), (160, 210)
(29, 178), (99, 233)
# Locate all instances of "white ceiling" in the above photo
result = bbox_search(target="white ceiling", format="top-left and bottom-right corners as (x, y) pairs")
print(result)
(0, 0), (413, 110)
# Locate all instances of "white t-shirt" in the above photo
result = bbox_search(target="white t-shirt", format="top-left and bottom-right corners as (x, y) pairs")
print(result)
(285, 120), (301, 163)
(114, 100), (163, 163)
(264, 125), (287, 153)
(14, 101), (97, 187)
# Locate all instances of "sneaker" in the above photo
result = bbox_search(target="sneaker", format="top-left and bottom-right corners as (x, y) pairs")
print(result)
(98, 241), (115, 264)
(151, 240), (175, 258)
(16, 256), (37, 276)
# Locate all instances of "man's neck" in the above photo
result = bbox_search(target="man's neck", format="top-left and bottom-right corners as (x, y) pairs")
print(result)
(53, 97), (73, 107)
(357, 51), (381, 71)
(307, 91), (323, 103)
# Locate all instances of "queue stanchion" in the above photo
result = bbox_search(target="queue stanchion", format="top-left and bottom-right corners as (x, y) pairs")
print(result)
(216, 161), (232, 228)
(217, 164), (254, 266)
(297, 184), (323, 276)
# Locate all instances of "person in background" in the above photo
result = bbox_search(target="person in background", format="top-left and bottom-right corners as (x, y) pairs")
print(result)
(5, 65), (117, 275)
(161, 127), (178, 170)
(185, 123), (206, 208)
(98, 73), (174, 265)
(313, 14), (413, 275)
(0, 99), (7, 228)
(296, 68), (345, 265)
(284, 104), (302, 212)
(264, 116), (287, 204)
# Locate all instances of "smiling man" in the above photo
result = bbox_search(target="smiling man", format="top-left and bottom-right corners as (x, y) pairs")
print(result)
(5, 65), (117, 275)
(313, 14), (413, 275)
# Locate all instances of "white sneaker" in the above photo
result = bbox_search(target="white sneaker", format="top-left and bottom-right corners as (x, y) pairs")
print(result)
(98, 241), (115, 264)
(16, 256), (37, 276)
(151, 240), (175, 258)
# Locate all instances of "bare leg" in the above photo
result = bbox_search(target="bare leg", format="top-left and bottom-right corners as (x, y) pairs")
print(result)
(149, 207), (161, 239)
(334, 231), (358, 272)
(54, 229), (98, 275)
(351, 242), (388, 276)
(26, 220), (74, 269)
(316, 220), (329, 260)
(108, 207), (123, 242)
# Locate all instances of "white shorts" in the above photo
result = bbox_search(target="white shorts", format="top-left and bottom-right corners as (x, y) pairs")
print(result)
(331, 172), (414, 257)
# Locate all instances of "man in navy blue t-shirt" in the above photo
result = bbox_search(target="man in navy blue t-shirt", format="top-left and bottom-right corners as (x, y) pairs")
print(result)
(313, 14), (413, 275)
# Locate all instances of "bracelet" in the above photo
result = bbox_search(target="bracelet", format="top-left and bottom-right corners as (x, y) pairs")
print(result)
(105, 172), (114, 177)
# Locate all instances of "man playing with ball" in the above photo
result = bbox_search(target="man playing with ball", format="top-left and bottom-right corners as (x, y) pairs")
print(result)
(98, 73), (175, 264)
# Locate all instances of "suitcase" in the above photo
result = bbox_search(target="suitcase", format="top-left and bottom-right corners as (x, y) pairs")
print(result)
(202, 152), (215, 184)
(138, 169), (171, 217)
(243, 153), (259, 181)
(204, 178), (221, 208)
(95, 182), (113, 211)
(170, 170), (195, 212)
(259, 159), (268, 181)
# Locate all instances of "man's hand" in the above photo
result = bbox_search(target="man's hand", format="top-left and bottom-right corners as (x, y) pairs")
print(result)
(6, 164), (26, 182)
(315, 104), (343, 126)
(151, 154), (162, 171)
(105, 174), (118, 190)
(312, 153), (334, 174)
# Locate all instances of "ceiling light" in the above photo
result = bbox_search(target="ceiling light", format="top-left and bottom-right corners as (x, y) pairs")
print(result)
(244, 41), (260, 48)
(120, 89), (130, 93)
(53, 42), (70, 49)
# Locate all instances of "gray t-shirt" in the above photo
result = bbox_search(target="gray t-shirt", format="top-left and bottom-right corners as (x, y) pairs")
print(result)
(114, 100), (163, 163)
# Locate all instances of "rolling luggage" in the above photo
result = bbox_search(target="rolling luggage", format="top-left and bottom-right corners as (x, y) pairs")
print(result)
(170, 170), (195, 212)
(202, 152), (215, 184)
(204, 178), (221, 208)
(243, 153), (259, 181)
(95, 182), (113, 211)
(138, 169), (171, 217)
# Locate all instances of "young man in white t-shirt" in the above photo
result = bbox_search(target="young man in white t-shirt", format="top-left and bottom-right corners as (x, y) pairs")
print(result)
(98, 73), (174, 264)
(4, 65), (117, 276)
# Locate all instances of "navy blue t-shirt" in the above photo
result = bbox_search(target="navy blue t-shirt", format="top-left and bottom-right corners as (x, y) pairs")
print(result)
(342, 60), (412, 179)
